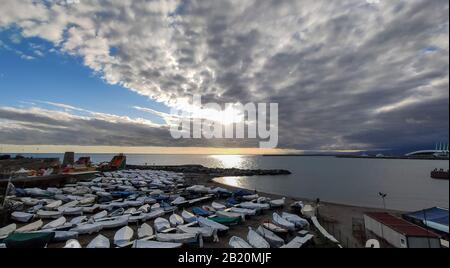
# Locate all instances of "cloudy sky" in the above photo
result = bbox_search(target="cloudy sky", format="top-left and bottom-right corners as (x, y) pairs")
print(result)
(0, 0), (448, 153)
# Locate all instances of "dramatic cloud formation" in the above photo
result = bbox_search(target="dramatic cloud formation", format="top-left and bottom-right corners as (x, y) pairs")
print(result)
(0, 0), (448, 151)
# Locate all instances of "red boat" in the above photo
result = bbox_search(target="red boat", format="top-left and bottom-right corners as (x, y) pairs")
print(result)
(431, 169), (449, 180)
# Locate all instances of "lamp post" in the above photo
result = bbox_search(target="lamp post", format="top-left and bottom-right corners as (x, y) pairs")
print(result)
(378, 192), (388, 245)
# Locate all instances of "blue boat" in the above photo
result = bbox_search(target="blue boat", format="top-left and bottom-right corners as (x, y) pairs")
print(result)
(192, 207), (211, 217)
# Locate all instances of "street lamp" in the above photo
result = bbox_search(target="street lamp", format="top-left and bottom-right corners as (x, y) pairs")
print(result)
(379, 192), (387, 210)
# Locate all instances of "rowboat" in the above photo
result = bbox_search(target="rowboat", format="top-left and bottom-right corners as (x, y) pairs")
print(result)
(257, 197), (271, 203)
(197, 217), (229, 232)
(229, 207), (257, 216)
(273, 213), (296, 231)
(128, 213), (147, 223)
(42, 216), (66, 229)
(256, 226), (285, 248)
(50, 231), (78, 242)
(109, 208), (125, 217)
(210, 216), (241, 226)
(27, 204), (43, 214)
(11, 211), (34, 223)
(132, 240), (182, 248)
(270, 198), (286, 208)
(141, 209), (165, 221)
(281, 234), (314, 248)
(177, 225), (217, 242)
(211, 202), (226, 211)
(151, 203), (161, 210)
(70, 223), (103, 235)
(60, 207), (83, 216)
(229, 236), (252, 248)
(216, 210), (244, 220)
(20, 197), (40, 206)
(44, 200), (63, 210)
(181, 210), (197, 223)
(92, 210), (108, 221)
(58, 200), (79, 210)
(79, 197), (96, 206)
(114, 226), (134, 247)
(169, 214), (184, 227)
(4, 232), (54, 248)
(0, 224), (16, 239)
(154, 217), (171, 233)
(156, 233), (198, 244)
(137, 223), (154, 239)
(99, 215), (129, 229)
(262, 222), (288, 234)
(281, 212), (309, 228)
(70, 216), (87, 225)
(242, 194), (259, 201)
(15, 220), (43, 233)
(87, 234), (110, 248)
(138, 204), (150, 213)
(124, 208), (137, 215)
(247, 227), (270, 248)
(64, 239), (82, 248)
(239, 202), (269, 210)
(37, 210), (63, 219)
(81, 204), (100, 213)
(192, 207), (211, 217)
(301, 204), (316, 219)
(171, 196), (186, 206)
(125, 200), (144, 207)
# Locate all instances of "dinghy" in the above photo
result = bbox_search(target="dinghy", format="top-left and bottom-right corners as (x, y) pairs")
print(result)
(242, 194), (259, 201)
(0, 224), (16, 239)
(124, 208), (137, 215)
(169, 214), (184, 227)
(27, 204), (43, 214)
(151, 203), (161, 210)
(247, 227), (270, 248)
(50, 231), (78, 242)
(92, 210), (108, 221)
(109, 208), (125, 217)
(79, 197), (96, 206)
(177, 225), (217, 242)
(281, 212), (309, 228)
(58, 200), (79, 210)
(197, 217), (229, 232)
(60, 207), (83, 216)
(216, 211), (244, 220)
(211, 202), (226, 211)
(125, 200), (144, 207)
(15, 219), (43, 233)
(114, 226), (134, 247)
(281, 234), (314, 248)
(229, 236), (252, 248)
(42, 216), (66, 229)
(256, 226), (285, 248)
(262, 223), (288, 234)
(44, 200), (63, 210)
(37, 210), (63, 219)
(137, 204), (150, 213)
(156, 233), (198, 244)
(20, 197), (40, 206)
(132, 240), (182, 248)
(70, 222), (103, 235)
(99, 215), (129, 229)
(11, 211), (34, 223)
(82, 204), (100, 214)
(210, 216), (242, 226)
(171, 196), (186, 206)
(154, 217), (171, 233)
(270, 198), (286, 208)
(129, 213), (147, 223)
(273, 213), (296, 231)
(141, 209), (165, 221)
(239, 202), (269, 210)
(138, 223), (154, 239)
(64, 239), (82, 248)
(87, 234), (110, 248)
(192, 207), (211, 217)
(70, 216), (87, 225)
(301, 204), (316, 219)
(4, 232), (54, 248)
(229, 207), (257, 216)
(181, 210), (197, 223)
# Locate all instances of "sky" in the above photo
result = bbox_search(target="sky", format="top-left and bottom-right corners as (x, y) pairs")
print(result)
(0, 0), (448, 154)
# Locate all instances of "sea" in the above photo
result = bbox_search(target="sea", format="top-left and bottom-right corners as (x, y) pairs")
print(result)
(7, 153), (449, 212)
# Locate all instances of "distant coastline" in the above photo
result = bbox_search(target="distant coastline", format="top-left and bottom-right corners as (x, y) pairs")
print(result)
(263, 154), (449, 161)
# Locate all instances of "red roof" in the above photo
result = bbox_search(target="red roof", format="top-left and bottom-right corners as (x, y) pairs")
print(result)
(366, 212), (440, 238)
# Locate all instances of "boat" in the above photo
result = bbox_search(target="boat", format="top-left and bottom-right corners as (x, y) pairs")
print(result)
(247, 227), (270, 248)
(79, 197), (96, 205)
(229, 236), (253, 248)
(128, 213), (147, 223)
(210, 216), (242, 226)
(64, 239), (82, 248)
(114, 226), (134, 247)
(141, 209), (165, 221)
(125, 200), (144, 207)
(226, 198), (239, 207)
(92, 210), (108, 220)
(290, 201), (304, 213)
(177, 225), (218, 242)
(216, 210), (244, 220)
(229, 207), (257, 216)
(49, 231), (78, 242)
(211, 202), (226, 211)
(257, 197), (271, 203)
(36, 210), (63, 219)
(11, 211), (34, 223)
(239, 202), (269, 210)
(281, 212), (309, 228)
(82, 204), (100, 213)
(156, 233), (198, 244)
(301, 204), (316, 218)
(151, 203), (161, 210)
(124, 208), (137, 215)
(42, 216), (66, 229)
(181, 210), (197, 223)
(20, 197), (40, 206)
(3, 232), (55, 248)
(138, 204), (151, 213)
(15, 220), (43, 233)
(109, 208), (125, 217)
(154, 217), (171, 233)
(99, 215), (129, 229)
(169, 214), (184, 227)
(270, 198), (286, 208)
(256, 226), (285, 248)
(273, 213), (296, 231)
(57, 200), (79, 210)
(0, 224), (16, 239)
(44, 200), (63, 210)
(132, 240), (182, 248)
(197, 217), (229, 233)
(70, 216), (87, 225)
(138, 223), (154, 239)
(242, 194), (259, 201)
(60, 207), (83, 216)
(431, 169), (449, 180)
(87, 234), (110, 248)
(192, 207), (211, 217)
(70, 223), (103, 235)
(233, 189), (253, 198)
(281, 234), (314, 248)
(171, 196), (186, 206)
(262, 222), (288, 234)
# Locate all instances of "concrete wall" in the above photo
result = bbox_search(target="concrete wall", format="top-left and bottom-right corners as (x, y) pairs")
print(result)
(407, 236), (441, 248)
(364, 215), (407, 248)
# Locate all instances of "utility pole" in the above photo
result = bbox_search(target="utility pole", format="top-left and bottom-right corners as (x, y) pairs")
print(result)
(378, 192), (388, 245)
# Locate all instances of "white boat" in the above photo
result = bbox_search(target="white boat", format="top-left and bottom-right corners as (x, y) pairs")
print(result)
(129, 213), (147, 223)
(70, 223), (103, 235)
(125, 200), (144, 207)
(242, 194), (259, 201)
(197, 217), (229, 232)
(177, 225), (218, 242)
(229, 236), (253, 248)
(311, 216), (339, 244)
(181, 210), (197, 223)
(27, 204), (43, 214)
(44, 200), (63, 210)
(169, 214), (184, 227)
(142, 209), (165, 221)
(16, 220), (43, 233)
(256, 226), (285, 248)
(11, 211), (34, 223)
(114, 226), (134, 247)
(82, 204), (100, 214)
(92, 210), (108, 221)
(281, 212), (309, 228)
(70, 216), (87, 225)
(61, 207), (83, 216)
(79, 197), (96, 205)
(87, 234), (110, 248)
(281, 234), (314, 248)
(124, 208), (137, 215)
(109, 208), (125, 217)
(151, 203), (161, 210)
(301, 204), (316, 219)
(37, 210), (63, 219)
(137, 204), (150, 213)
(273, 213), (296, 231)
(216, 211), (243, 220)
(137, 223), (154, 239)
(211, 202), (226, 211)
(239, 202), (269, 210)
(171, 197), (186, 206)
(43, 216), (66, 230)
(186, 185), (211, 194)
(257, 197), (271, 203)
(270, 198), (286, 208)
(51, 231), (78, 242)
(20, 197), (40, 206)
(99, 215), (129, 229)
(262, 222), (288, 234)
(64, 239), (82, 248)
(58, 200), (79, 210)
(247, 227), (270, 248)
(156, 233), (198, 244)
(154, 217), (171, 233)
(0, 224), (16, 239)
(132, 240), (182, 248)
(229, 207), (257, 216)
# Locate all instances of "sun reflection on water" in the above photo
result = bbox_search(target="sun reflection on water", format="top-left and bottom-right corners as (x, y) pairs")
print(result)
(210, 155), (245, 169)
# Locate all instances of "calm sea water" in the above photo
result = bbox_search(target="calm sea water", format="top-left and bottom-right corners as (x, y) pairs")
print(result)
(10, 153), (449, 211)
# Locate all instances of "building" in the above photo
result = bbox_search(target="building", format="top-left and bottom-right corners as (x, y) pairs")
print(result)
(403, 207), (449, 239)
(364, 212), (441, 248)
(405, 142), (449, 158)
